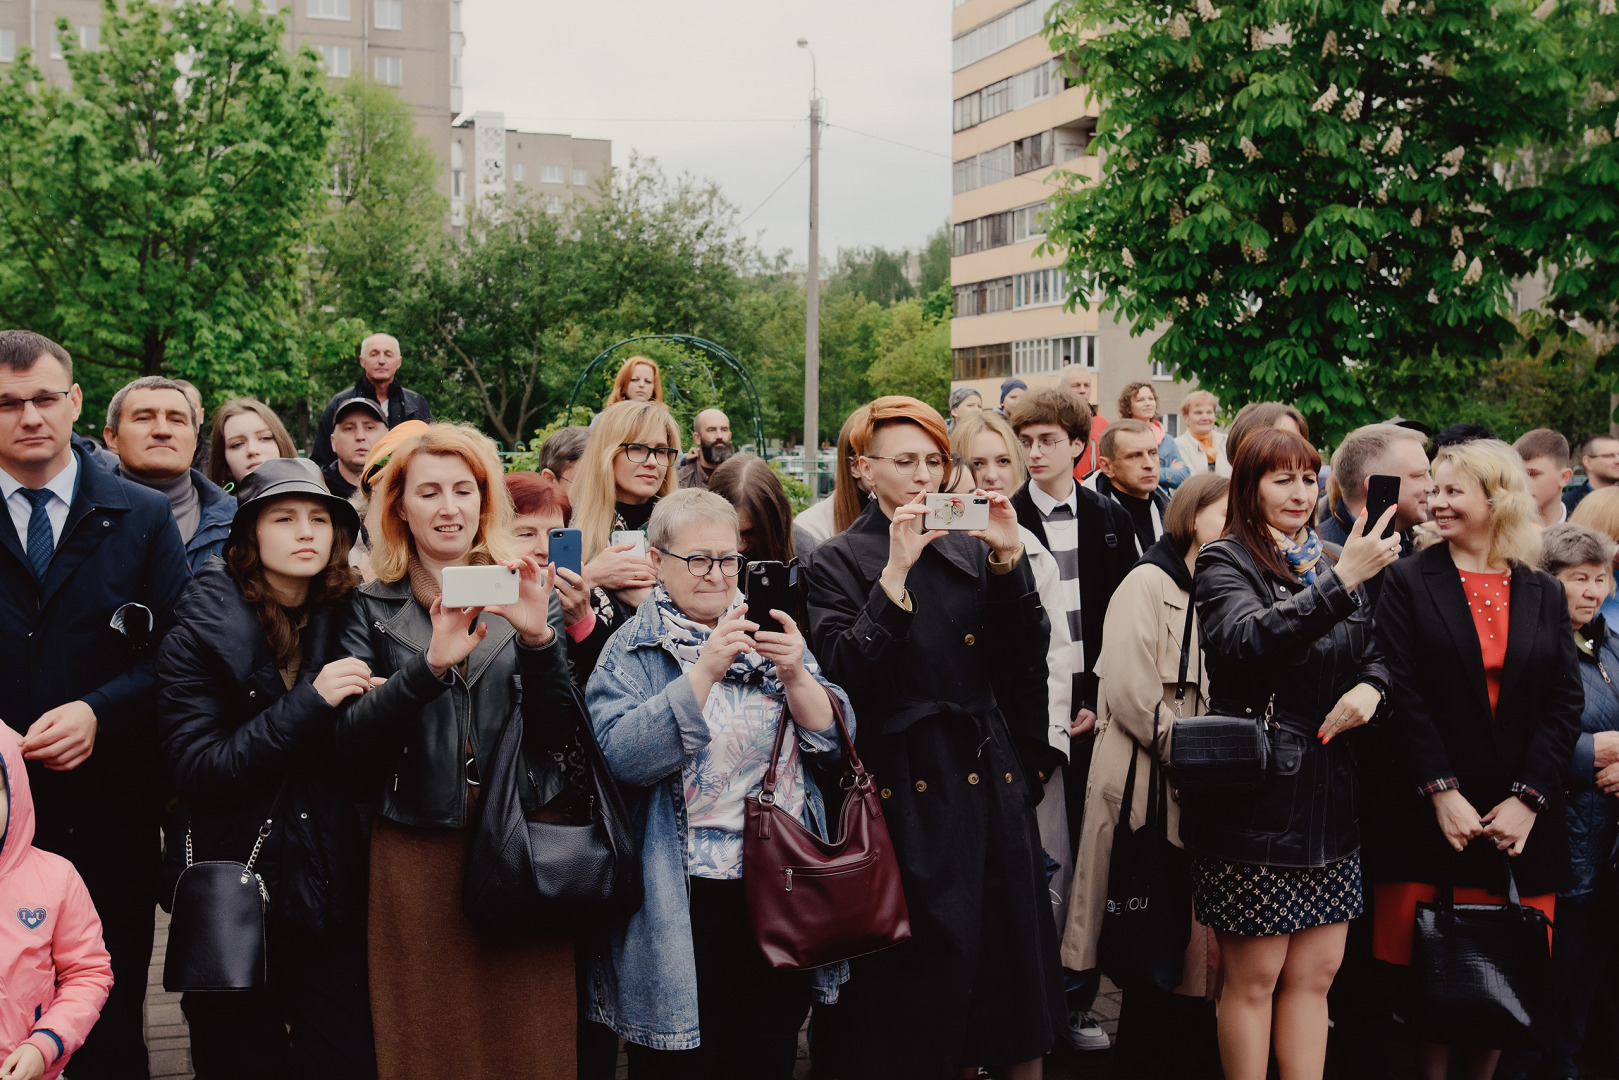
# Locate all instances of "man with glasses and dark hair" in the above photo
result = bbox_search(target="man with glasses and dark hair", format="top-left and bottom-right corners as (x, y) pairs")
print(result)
(1566, 434), (1619, 514)
(0, 329), (190, 1079)
(1006, 386), (1135, 1053)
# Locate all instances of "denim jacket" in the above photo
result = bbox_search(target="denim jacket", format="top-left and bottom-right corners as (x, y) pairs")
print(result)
(582, 595), (855, 1050)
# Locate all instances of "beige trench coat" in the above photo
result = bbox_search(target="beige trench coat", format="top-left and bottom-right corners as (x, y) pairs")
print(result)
(1059, 559), (1219, 998)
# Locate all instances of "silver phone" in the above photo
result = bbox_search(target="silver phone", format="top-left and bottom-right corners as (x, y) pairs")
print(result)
(440, 564), (520, 609)
(610, 529), (648, 557)
(918, 493), (991, 531)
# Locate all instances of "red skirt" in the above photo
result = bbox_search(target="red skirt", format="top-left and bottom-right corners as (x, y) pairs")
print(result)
(1371, 880), (1555, 966)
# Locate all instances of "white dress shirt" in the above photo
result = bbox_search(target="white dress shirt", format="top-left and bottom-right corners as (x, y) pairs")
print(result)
(0, 451), (80, 552)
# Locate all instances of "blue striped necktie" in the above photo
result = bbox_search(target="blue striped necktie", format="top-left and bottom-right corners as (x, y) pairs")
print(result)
(19, 487), (54, 582)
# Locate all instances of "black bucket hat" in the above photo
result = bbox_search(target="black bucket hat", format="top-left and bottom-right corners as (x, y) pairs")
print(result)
(227, 457), (361, 549)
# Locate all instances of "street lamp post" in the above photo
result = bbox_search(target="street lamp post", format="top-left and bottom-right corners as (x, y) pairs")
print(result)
(798, 38), (822, 495)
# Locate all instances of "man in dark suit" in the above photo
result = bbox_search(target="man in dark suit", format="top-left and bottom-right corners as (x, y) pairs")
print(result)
(1005, 387), (1135, 1050)
(0, 330), (190, 1078)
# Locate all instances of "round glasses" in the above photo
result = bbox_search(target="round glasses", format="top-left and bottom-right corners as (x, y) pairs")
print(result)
(620, 442), (680, 466)
(863, 453), (947, 477)
(657, 548), (745, 577)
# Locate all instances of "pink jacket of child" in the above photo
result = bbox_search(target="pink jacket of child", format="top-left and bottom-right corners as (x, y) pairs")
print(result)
(0, 726), (113, 1079)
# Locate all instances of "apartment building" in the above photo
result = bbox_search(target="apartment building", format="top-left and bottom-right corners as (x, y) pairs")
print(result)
(950, 0), (1187, 431)
(0, 1), (610, 230)
(448, 112), (611, 229)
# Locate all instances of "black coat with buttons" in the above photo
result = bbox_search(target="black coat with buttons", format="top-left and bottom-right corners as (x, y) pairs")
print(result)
(805, 500), (1064, 1079)
(156, 559), (366, 935)
(1188, 536), (1390, 869)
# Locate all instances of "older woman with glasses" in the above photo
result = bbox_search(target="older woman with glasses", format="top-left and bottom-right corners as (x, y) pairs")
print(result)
(806, 396), (1063, 1080)
(584, 489), (853, 1078)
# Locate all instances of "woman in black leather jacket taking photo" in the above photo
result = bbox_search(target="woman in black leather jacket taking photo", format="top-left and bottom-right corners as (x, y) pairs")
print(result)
(156, 457), (376, 1079)
(334, 424), (578, 1080)
(1189, 428), (1398, 1080)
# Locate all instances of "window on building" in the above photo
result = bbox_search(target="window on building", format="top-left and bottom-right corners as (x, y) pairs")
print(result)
(374, 0), (402, 29)
(952, 0), (1056, 71)
(545, 195), (564, 214)
(1014, 131), (1053, 175)
(1163, 414), (1180, 436)
(78, 25), (98, 50)
(1151, 360), (1171, 379)
(315, 44), (351, 77)
(1012, 202), (1048, 243)
(540, 165), (564, 184)
(1014, 267), (1070, 310)
(953, 277), (1014, 318)
(1051, 334), (1098, 369)
(307, 0), (351, 20)
(0, 29), (15, 63)
(953, 60), (1061, 133)
(952, 344), (1012, 381)
(513, 163), (526, 183)
(451, 170), (465, 198)
(1014, 334), (1098, 376)
(952, 210), (1015, 257)
(374, 54), (401, 85)
(50, 34), (61, 60)
(572, 168), (589, 186)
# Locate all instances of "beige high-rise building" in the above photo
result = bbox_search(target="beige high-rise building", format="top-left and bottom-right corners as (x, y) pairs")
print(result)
(0, 1), (610, 228)
(950, 0), (1185, 428)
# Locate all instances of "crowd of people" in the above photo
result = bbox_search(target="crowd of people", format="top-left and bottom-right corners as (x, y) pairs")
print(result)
(2, 326), (1618, 1080)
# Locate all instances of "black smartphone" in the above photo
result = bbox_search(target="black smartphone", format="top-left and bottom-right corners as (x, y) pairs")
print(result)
(742, 561), (797, 636)
(1363, 474), (1401, 540)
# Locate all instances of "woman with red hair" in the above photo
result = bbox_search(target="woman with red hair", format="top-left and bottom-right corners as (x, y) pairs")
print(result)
(504, 471), (572, 563)
(805, 396), (1063, 1080)
(1189, 428), (1398, 1080)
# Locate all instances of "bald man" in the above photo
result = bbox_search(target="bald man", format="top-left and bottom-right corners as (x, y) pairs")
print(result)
(677, 408), (733, 489)
(311, 332), (434, 465)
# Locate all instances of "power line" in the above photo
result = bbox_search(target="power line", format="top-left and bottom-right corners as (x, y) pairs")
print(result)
(474, 115), (802, 126)
(824, 122), (951, 160)
(739, 154), (810, 225)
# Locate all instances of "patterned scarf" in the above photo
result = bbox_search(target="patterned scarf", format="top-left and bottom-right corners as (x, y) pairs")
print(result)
(1267, 524), (1324, 584)
(1193, 429), (1218, 465)
(654, 585), (784, 698)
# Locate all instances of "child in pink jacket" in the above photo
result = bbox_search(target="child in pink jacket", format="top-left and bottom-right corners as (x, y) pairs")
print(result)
(0, 725), (112, 1080)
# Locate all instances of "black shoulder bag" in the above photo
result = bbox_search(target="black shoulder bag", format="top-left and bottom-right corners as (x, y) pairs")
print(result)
(462, 677), (642, 938)
(1410, 855), (1553, 1049)
(1168, 574), (1275, 794)
(163, 777), (290, 992)
(1096, 705), (1193, 993)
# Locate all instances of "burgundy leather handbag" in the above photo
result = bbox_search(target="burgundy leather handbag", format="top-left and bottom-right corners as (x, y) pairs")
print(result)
(743, 689), (911, 969)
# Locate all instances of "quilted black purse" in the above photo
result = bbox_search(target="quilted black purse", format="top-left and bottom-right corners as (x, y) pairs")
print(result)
(462, 677), (642, 938)
(1166, 600), (1274, 793)
(1410, 857), (1553, 1049)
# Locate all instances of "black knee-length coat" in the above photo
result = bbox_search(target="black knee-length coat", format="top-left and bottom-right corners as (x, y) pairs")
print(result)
(805, 501), (1064, 1080)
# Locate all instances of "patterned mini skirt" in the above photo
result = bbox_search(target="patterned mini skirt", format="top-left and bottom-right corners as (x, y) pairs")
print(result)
(1190, 851), (1363, 937)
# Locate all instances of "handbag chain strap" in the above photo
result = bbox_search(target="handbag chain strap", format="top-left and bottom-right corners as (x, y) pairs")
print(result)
(183, 772), (293, 883)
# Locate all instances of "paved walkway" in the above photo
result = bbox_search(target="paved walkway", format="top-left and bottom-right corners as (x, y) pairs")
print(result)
(145, 905), (1120, 1080)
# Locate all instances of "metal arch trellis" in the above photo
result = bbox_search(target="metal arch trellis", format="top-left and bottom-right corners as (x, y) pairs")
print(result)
(566, 335), (766, 450)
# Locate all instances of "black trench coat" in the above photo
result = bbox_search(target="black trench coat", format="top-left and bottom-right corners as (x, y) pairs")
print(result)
(805, 501), (1064, 1080)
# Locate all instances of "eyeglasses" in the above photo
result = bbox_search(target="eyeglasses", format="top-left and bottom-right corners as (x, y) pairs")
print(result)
(863, 454), (947, 476)
(620, 442), (679, 466)
(0, 390), (72, 415)
(1018, 435), (1072, 453)
(657, 548), (745, 577)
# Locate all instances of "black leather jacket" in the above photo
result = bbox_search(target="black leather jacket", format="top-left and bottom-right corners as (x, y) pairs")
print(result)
(156, 559), (365, 934)
(1186, 537), (1390, 868)
(335, 577), (575, 829)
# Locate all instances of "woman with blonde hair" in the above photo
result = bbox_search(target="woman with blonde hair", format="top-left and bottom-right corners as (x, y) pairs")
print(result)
(1570, 486), (1619, 624)
(1375, 438), (1583, 1080)
(605, 355), (664, 406)
(335, 424), (578, 1080)
(208, 398), (297, 487)
(560, 400), (682, 684)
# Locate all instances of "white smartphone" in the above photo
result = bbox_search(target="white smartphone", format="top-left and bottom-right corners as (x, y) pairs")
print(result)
(918, 493), (991, 532)
(440, 564), (520, 609)
(610, 530), (649, 557)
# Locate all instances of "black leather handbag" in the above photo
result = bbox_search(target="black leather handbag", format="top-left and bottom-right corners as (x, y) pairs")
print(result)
(1167, 600), (1274, 793)
(462, 677), (642, 938)
(1097, 707), (1193, 993)
(1410, 857), (1553, 1049)
(163, 803), (279, 992)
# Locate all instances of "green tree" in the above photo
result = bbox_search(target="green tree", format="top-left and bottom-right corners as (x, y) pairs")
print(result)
(0, 0), (335, 422)
(869, 298), (951, 409)
(1044, 0), (1579, 441)
(828, 246), (915, 307)
(917, 224), (952, 295)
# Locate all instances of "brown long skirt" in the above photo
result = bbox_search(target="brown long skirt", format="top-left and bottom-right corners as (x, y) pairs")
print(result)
(369, 805), (576, 1080)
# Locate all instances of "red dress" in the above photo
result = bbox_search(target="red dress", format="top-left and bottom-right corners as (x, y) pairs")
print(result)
(1372, 569), (1555, 964)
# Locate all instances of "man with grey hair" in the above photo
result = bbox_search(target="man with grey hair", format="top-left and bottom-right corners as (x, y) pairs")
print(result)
(103, 375), (235, 571)
(1056, 363), (1106, 477)
(311, 331), (433, 466)
(1319, 422), (1431, 562)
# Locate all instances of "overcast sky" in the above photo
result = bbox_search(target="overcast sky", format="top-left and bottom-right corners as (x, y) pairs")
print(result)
(458, 0), (953, 268)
